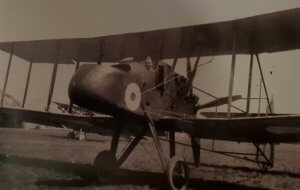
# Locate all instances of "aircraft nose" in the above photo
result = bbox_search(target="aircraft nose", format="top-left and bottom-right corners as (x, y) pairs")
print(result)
(68, 64), (141, 115)
(68, 64), (124, 111)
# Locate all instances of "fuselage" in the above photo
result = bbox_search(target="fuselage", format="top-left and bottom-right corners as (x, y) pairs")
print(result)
(68, 60), (199, 120)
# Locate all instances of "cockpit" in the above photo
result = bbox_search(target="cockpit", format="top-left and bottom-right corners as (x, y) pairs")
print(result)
(143, 56), (172, 94)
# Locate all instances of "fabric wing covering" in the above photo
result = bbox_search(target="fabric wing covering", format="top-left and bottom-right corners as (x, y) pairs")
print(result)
(0, 8), (299, 64)
(158, 115), (300, 143)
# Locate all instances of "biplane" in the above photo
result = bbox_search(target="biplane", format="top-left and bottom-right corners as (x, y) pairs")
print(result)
(0, 8), (300, 190)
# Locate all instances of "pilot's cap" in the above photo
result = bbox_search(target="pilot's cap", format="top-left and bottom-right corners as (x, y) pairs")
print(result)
(145, 56), (152, 63)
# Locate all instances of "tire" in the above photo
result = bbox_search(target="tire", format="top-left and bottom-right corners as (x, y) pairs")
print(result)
(166, 156), (189, 190)
(79, 133), (86, 141)
(93, 150), (119, 183)
(67, 132), (75, 139)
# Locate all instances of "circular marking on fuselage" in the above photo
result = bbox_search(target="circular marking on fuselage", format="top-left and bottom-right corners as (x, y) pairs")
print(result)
(124, 83), (141, 111)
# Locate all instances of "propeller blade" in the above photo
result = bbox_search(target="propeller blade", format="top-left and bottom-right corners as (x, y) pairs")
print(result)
(197, 95), (242, 109)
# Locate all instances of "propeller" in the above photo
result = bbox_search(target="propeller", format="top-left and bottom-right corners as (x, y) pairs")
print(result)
(197, 95), (242, 109)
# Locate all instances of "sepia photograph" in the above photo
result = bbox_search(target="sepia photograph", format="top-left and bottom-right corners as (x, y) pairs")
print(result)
(0, 0), (299, 189)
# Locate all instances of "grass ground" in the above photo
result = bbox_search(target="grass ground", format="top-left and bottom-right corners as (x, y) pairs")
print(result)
(0, 128), (299, 190)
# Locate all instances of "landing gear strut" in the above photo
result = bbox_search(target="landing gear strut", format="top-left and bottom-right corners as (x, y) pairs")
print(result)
(93, 126), (121, 182)
(93, 125), (147, 182)
(79, 128), (86, 141)
(142, 103), (189, 190)
(254, 143), (274, 171)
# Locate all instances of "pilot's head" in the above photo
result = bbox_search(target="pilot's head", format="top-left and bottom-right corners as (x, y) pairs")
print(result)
(145, 56), (153, 70)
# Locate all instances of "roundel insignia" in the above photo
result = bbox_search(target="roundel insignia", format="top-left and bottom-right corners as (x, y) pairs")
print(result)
(124, 83), (141, 111)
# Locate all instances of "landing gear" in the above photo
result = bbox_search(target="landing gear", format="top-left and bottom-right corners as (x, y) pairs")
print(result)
(78, 128), (86, 141)
(142, 105), (190, 190)
(167, 156), (189, 190)
(93, 150), (119, 182)
(79, 132), (86, 141)
(92, 112), (192, 190)
(67, 129), (86, 140)
(93, 126), (121, 182)
(67, 131), (76, 138)
(93, 125), (147, 183)
(254, 143), (274, 171)
(258, 162), (269, 172)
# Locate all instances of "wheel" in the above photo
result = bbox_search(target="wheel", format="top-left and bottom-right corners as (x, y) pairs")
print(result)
(166, 156), (189, 190)
(93, 150), (119, 183)
(67, 131), (75, 139)
(79, 132), (86, 141)
(258, 163), (271, 172)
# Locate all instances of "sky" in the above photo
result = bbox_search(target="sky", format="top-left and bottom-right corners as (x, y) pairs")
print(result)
(0, 0), (300, 113)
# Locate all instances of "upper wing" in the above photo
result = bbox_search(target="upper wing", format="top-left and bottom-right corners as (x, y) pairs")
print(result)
(157, 115), (300, 143)
(0, 107), (116, 136)
(0, 8), (299, 64)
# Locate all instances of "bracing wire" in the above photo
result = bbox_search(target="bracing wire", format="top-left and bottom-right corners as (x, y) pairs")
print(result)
(141, 56), (215, 95)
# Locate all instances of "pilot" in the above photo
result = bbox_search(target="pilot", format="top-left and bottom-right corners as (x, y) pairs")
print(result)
(145, 56), (155, 71)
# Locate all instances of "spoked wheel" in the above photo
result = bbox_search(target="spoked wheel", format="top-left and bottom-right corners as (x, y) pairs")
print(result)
(166, 156), (189, 190)
(93, 150), (119, 183)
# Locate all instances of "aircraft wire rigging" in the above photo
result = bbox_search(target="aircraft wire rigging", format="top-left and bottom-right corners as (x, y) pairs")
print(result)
(141, 56), (215, 95)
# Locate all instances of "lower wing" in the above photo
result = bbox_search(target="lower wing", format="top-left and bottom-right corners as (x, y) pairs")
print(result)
(157, 115), (300, 143)
(2, 107), (300, 143)
(0, 107), (116, 136)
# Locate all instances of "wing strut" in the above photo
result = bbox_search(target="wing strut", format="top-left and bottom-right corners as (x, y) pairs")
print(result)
(68, 45), (82, 113)
(22, 45), (35, 108)
(246, 54), (254, 115)
(227, 29), (237, 118)
(22, 61), (33, 108)
(256, 54), (273, 114)
(170, 29), (185, 74)
(46, 42), (61, 111)
(0, 44), (14, 107)
(190, 52), (201, 85)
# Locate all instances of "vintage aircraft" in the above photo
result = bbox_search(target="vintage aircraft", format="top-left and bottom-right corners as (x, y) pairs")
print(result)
(53, 101), (97, 139)
(0, 8), (300, 190)
(53, 101), (94, 116)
